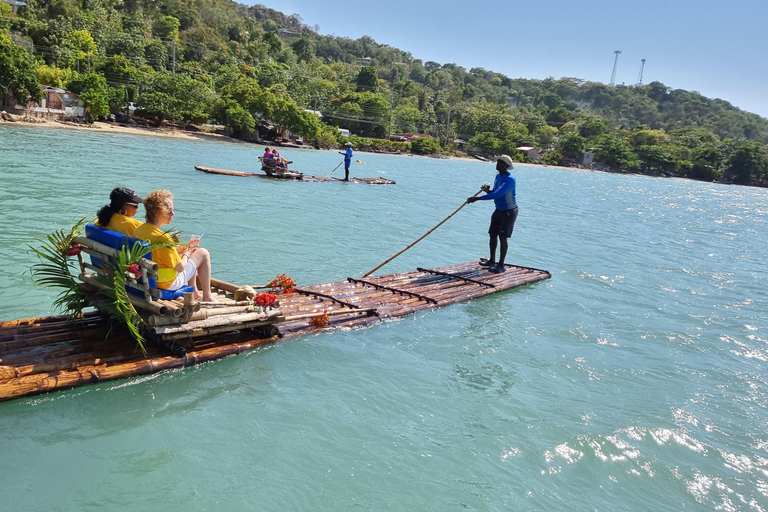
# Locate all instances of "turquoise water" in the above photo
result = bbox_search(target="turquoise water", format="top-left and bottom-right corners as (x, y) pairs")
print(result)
(1, 124), (767, 511)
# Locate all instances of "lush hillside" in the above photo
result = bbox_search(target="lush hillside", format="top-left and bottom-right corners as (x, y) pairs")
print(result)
(1, 0), (767, 185)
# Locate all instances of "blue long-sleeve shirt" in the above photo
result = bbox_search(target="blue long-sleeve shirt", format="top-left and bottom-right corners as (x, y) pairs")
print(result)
(344, 147), (353, 165)
(481, 172), (517, 210)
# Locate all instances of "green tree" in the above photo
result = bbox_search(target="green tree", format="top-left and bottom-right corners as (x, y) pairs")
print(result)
(154, 16), (180, 42)
(212, 98), (255, 133)
(67, 72), (109, 120)
(37, 64), (71, 89)
(411, 136), (441, 155)
(468, 132), (501, 157)
(292, 34), (315, 62)
(594, 134), (639, 169)
(557, 132), (586, 158)
(356, 65), (378, 92)
(0, 33), (42, 103)
(534, 125), (559, 150)
(725, 141), (768, 185)
(136, 73), (215, 126)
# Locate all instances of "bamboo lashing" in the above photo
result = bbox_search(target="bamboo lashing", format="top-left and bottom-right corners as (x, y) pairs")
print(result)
(280, 307), (376, 322)
(362, 189), (484, 277)
(416, 267), (496, 288)
(292, 287), (362, 310)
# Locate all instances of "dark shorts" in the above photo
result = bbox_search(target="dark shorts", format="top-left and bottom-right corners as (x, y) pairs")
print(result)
(489, 207), (518, 238)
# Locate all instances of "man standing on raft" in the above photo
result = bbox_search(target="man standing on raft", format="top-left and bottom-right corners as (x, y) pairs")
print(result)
(339, 142), (353, 181)
(467, 155), (518, 274)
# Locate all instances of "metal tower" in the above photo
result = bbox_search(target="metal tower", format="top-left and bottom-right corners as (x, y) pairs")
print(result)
(636, 59), (646, 86)
(609, 50), (621, 86)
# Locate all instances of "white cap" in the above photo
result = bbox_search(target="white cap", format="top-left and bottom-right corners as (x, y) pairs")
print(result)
(498, 155), (514, 167)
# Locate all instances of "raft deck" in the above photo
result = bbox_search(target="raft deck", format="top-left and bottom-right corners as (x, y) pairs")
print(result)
(195, 165), (396, 185)
(0, 261), (549, 402)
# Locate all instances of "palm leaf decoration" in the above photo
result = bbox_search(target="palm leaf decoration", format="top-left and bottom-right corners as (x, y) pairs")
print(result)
(31, 221), (175, 355)
(29, 219), (89, 318)
(96, 238), (173, 355)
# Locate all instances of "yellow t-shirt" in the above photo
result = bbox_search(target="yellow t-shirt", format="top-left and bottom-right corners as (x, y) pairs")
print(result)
(95, 213), (143, 236)
(132, 223), (181, 289)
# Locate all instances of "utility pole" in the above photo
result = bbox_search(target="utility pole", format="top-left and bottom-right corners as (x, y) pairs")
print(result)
(609, 50), (621, 86)
(172, 41), (176, 74)
(636, 59), (646, 86)
(388, 88), (393, 139)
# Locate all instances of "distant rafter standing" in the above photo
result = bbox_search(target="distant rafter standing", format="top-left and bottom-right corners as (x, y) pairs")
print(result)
(636, 59), (646, 86)
(609, 50), (621, 86)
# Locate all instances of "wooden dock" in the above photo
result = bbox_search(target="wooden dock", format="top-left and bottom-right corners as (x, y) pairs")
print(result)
(0, 261), (549, 402)
(195, 165), (396, 185)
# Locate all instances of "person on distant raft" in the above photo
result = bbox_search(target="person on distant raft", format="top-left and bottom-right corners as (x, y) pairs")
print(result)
(95, 187), (144, 236)
(262, 147), (273, 159)
(272, 148), (289, 171)
(339, 142), (353, 181)
(466, 155), (518, 274)
(133, 190), (216, 302)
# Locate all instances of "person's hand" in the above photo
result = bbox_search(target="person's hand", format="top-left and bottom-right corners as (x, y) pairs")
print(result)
(481, 184), (491, 192)
(171, 233), (181, 243)
(467, 196), (480, 203)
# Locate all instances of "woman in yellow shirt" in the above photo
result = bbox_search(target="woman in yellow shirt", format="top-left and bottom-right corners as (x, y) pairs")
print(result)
(95, 187), (144, 235)
(133, 190), (216, 302)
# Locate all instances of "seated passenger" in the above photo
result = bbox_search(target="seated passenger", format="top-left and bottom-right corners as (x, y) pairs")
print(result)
(262, 147), (273, 160)
(272, 149), (287, 170)
(133, 190), (216, 302)
(95, 187), (144, 236)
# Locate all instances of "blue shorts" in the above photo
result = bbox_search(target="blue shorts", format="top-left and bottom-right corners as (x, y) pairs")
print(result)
(489, 207), (518, 238)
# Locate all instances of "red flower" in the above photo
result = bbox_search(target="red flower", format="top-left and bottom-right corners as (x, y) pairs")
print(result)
(66, 243), (81, 256)
(266, 273), (296, 293)
(310, 310), (330, 327)
(254, 292), (277, 307)
(126, 263), (141, 279)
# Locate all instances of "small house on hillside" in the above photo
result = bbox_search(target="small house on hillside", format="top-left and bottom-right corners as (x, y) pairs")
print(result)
(3, 85), (85, 121)
(517, 146), (539, 161)
(33, 86), (85, 120)
(2, 0), (26, 13)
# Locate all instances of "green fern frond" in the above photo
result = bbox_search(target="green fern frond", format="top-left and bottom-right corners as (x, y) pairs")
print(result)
(29, 219), (88, 318)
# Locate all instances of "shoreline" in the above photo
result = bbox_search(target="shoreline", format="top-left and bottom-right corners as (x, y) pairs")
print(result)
(0, 118), (571, 168)
(0, 118), (681, 178)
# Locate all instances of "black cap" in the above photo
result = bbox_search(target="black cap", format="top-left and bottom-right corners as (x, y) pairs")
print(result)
(109, 187), (143, 208)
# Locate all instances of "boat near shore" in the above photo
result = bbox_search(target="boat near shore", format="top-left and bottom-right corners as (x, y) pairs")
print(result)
(194, 165), (396, 185)
(0, 261), (550, 402)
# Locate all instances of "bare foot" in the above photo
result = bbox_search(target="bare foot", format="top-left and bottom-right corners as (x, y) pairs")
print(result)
(202, 295), (218, 303)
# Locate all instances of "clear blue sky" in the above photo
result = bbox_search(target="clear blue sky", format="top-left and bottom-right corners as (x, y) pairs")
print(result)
(252, 0), (768, 119)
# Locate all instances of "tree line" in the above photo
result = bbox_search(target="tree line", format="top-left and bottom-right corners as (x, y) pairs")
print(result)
(1, 0), (767, 185)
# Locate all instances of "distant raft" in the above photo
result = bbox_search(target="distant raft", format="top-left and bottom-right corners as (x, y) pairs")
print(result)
(0, 261), (549, 402)
(194, 165), (396, 185)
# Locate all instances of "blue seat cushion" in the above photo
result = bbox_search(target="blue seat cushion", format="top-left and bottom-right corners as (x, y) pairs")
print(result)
(85, 224), (194, 300)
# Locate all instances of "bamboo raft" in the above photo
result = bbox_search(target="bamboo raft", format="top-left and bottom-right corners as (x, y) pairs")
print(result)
(0, 261), (550, 402)
(195, 165), (396, 185)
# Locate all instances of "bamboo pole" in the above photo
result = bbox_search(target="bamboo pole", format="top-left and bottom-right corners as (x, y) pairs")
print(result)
(318, 160), (344, 182)
(280, 307), (376, 322)
(362, 190), (483, 277)
(79, 274), (168, 315)
(75, 241), (158, 272)
(210, 278), (242, 293)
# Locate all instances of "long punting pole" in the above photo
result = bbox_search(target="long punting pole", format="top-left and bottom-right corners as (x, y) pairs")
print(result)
(319, 160), (345, 182)
(362, 190), (483, 277)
